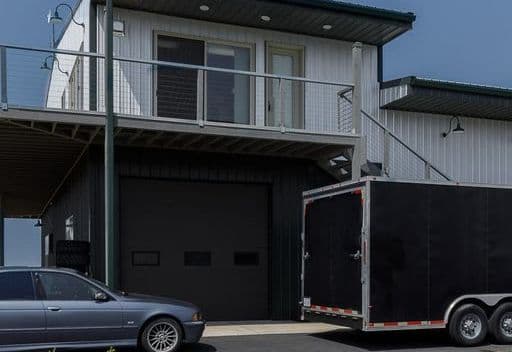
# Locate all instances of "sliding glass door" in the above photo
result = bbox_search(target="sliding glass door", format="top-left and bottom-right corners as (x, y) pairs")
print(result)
(155, 35), (252, 124)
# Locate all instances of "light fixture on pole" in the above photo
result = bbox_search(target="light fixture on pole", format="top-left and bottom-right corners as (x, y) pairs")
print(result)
(47, 3), (85, 27)
(40, 55), (69, 76)
(442, 116), (465, 137)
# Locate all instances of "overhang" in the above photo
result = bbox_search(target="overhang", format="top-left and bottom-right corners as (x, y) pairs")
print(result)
(381, 76), (512, 121)
(92, 0), (415, 45)
(0, 108), (357, 217)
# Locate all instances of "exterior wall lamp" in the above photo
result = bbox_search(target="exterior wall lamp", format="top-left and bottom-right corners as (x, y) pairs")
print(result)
(40, 55), (69, 76)
(442, 116), (465, 137)
(47, 3), (85, 27)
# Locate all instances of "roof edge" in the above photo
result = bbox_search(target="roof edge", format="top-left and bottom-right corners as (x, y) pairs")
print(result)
(382, 76), (512, 99)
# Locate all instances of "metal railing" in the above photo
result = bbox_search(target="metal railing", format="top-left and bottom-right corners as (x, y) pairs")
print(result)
(0, 44), (355, 136)
(339, 92), (451, 181)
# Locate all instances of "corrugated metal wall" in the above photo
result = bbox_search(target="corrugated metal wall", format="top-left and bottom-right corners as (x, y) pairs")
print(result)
(379, 108), (512, 185)
(47, 0), (91, 109)
(86, 146), (334, 320)
(95, 6), (380, 133)
(41, 155), (91, 266)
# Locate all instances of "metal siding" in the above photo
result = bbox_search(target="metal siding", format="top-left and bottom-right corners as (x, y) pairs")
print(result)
(47, 0), (91, 109)
(87, 146), (333, 319)
(378, 101), (512, 185)
(96, 7), (380, 133)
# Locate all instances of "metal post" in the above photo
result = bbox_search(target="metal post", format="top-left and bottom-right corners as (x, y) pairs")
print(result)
(383, 130), (390, 176)
(351, 42), (363, 180)
(0, 47), (7, 110)
(279, 78), (285, 133)
(0, 195), (4, 266)
(104, 0), (115, 287)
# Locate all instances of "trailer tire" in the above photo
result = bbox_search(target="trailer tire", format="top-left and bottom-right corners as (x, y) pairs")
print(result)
(489, 303), (512, 344)
(449, 304), (488, 346)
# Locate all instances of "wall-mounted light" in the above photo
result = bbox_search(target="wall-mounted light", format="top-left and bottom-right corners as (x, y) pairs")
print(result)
(34, 220), (43, 228)
(199, 5), (210, 12)
(322, 24), (333, 31)
(40, 55), (69, 76)
(260, 15), (271, 22)
(47, 3), (85, 27)
(442, 116), (465, 137)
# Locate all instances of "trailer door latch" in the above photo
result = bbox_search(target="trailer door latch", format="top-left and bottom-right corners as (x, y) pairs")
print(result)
(349, 250), (361, 260)
(304, 252), (311, 260)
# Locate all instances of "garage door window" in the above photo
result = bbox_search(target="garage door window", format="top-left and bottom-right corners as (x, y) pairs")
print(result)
(234, 252), (259, 266)
(184, 251), (211, 266)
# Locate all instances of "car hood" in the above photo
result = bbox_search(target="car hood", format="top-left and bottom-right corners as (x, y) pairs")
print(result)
(118, 293), (198, 309)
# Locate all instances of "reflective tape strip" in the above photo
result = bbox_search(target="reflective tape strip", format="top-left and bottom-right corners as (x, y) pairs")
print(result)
(368, 320), (445, 328)
(307, 304), (361, 317)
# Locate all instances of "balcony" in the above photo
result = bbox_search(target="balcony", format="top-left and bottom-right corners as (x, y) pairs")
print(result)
(0, 44), (359, 162)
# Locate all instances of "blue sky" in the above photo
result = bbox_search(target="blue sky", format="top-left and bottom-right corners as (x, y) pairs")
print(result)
(1, 0), (511, 265)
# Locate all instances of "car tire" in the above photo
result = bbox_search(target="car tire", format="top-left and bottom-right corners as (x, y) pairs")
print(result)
(489, 303), (512, 344)
(448, 304), (488, 346)
(141, 317), (182, 352)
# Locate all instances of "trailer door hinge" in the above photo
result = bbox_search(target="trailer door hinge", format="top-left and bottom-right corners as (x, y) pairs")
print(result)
(349, 250), (361, 260)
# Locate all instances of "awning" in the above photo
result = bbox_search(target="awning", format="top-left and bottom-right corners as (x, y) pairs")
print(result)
(381, 76), (512, 121)
(91, 0), (415, 45)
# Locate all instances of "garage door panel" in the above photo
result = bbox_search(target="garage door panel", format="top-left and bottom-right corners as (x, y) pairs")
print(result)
(120, 178), (269, 321)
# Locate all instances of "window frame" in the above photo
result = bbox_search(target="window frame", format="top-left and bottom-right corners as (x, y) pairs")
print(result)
(152, 31), (256, 124)
(34, 271), (111, 301)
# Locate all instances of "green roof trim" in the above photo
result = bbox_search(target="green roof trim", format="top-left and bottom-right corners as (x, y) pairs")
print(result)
(269, 0), (416, 24)
(382, 76), (512, 99)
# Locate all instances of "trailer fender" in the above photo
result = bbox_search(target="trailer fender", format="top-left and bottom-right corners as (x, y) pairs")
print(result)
(444, 294), (512, 323)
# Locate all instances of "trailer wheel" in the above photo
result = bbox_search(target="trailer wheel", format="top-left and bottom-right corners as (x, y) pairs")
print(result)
(489, 303), (512, 344)
(449, 304), (488, 346)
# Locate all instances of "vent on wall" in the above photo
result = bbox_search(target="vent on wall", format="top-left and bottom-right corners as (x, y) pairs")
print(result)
(184, 251), (211, 266)
(132, 251), (160, 266)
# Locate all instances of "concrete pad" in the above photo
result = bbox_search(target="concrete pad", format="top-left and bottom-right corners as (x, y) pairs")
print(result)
(203, 321), (347, 337)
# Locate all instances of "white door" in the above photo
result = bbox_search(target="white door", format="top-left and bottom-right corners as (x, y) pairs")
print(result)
(267, 46), (303, 129)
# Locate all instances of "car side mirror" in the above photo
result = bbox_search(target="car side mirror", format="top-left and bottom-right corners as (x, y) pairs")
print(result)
(94, 291), (109, 301)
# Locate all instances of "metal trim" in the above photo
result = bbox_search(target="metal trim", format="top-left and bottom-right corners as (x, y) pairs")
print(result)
(443, 294), (512, 323)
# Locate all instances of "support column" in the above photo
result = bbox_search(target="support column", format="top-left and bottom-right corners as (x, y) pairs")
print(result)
(104, 0), (116, 287)
(351, 42), (363, 181)
(0, 195), (4, 266)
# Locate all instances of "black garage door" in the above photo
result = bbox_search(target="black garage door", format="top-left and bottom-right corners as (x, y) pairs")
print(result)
(119, 178), (269, 321)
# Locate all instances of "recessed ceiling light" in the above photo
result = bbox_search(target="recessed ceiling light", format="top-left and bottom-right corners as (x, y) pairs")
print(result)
(322, 24), (332, 30)
(260, 15), (271, 22)
(199, 5), (210, 11)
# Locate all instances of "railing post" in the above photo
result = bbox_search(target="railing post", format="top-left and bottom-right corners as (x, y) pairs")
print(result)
(383, 130), (390, 176)
(424, 162), (431, 180)
(279, 78), (285, 133)
(197, 69), (205, 127)
(0, 47), (7, 111)
(351, 42), (363, 180)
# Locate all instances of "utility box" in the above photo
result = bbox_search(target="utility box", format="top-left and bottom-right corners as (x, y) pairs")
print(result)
(301, 177), (512, 345)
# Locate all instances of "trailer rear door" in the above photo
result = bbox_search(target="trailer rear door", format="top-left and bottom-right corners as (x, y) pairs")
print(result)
(303, 187), (364, 316)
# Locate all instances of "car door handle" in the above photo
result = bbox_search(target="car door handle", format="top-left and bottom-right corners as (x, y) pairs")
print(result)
(47, 306), (61, 312)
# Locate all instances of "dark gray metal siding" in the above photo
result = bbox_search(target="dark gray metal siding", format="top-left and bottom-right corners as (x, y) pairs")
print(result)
(41, 155), (91, 266)
(88, 146), (334, 320)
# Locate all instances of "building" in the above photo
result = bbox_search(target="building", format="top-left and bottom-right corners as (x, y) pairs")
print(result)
(0, 0), (511, 321)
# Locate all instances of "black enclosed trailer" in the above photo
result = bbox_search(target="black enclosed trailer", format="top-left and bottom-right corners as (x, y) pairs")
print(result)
(300, 177), (512, 345)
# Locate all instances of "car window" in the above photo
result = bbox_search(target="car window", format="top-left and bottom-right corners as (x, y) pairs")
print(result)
(38, 272), (99, 301)
(0, 272), (35, 300)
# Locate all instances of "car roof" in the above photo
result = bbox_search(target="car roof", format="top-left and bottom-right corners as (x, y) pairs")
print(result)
(0, 266), (82, 275)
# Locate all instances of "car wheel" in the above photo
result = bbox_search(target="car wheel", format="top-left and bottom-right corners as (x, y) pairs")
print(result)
(448, 304), (488, 346)
(141, 317), (182, 352)
(489, 303), (512, 344)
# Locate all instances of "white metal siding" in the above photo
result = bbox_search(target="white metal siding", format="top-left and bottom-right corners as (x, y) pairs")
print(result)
(96, 6), (380, 133)
(377, 87), (512, 185)
(46, 0), (90, 110)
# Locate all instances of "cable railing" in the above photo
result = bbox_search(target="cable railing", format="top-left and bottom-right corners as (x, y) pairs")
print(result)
(0, 44), (355, 137)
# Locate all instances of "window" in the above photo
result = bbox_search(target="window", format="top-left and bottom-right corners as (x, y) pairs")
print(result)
(206, 44), (251, 124)
(184, 251), (211, 266)
(234, 252), (260, 266)
(37, 272), (99, 301)
(132, 251), (160, 266)
(155, 34), (253, 124)
(65, 215), (74, 241)
(0, 272), (35, 300)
